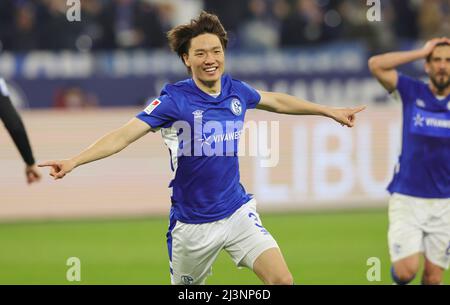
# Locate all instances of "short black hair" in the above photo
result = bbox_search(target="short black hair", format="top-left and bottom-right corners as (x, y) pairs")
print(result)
(426, 42), (450, 62)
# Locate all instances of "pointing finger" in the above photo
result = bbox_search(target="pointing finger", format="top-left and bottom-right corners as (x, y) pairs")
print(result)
(351, 105), (366, 114)
(38, 161), (57, 167)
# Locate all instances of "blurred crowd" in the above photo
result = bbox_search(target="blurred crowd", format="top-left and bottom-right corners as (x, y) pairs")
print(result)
(0, 0), (449, 53)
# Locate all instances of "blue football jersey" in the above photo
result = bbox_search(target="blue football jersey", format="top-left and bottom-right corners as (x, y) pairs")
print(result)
(137, 74), (261, 223)
(387, 74), (450, 198)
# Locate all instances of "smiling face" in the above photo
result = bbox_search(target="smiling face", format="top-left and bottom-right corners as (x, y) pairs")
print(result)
(182, 33), (225, 92)
(425, 44), (450, 94)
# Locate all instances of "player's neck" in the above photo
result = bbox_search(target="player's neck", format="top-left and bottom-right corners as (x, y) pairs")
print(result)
(428, 83), (450, 97)
(193, 77), (221, 95)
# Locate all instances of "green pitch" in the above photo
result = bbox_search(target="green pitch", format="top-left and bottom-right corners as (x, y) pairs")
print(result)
(0, 209), (448, 285)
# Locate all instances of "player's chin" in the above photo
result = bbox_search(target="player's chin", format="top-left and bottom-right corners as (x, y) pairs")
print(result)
(201, 72), (222, 83)
(437, 79), (450, 89)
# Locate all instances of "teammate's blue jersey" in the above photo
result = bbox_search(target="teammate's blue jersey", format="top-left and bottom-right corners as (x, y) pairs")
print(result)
(137, 74), (261, 223)
(387, 74), (450, 198)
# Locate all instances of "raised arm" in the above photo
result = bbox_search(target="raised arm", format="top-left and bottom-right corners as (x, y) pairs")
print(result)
(256, 91), (366, 128)
(39, 118), (151, 179)
(368, 37), (450, 92)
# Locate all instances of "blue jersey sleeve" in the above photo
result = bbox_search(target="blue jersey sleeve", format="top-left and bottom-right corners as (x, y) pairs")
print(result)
(396, 74), (421, 104)
(233, 80), (261, 109)
(136, 93), (179, 129)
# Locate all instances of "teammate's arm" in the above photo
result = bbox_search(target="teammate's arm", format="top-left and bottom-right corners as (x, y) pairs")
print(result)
(256, 91), (365, 127)
(0, 86), (41, 184)
(368, 37), (450, 92)
(39, 118), (151, 180)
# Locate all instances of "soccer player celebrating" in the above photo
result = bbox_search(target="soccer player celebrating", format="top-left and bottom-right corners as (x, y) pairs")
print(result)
(369, 37), (450, 285)
(0, 78), (41, 184)
(39, 12), (365, 285)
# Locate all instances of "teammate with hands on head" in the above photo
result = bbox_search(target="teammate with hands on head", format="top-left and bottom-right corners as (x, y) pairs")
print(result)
(369, 37), (450, 285)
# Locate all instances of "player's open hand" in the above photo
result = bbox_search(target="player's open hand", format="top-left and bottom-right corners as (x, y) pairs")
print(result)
(25, 164), (41, 184)
(422, 37), (450, 56)
(38, 159), (76, 180)
(330, 105), (366, 128)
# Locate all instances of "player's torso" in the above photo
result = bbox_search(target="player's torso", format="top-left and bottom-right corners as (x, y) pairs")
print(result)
(174, 92), (248, 158)
(163, 88), (252, 222)
(394, 84), (450, 197)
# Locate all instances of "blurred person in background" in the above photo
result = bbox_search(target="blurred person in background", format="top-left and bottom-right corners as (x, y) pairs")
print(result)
(100, 0), (166, 49)
(10, 3), (39, 51)
(77, 0), (107, 51)
(53, 87), (99, 109)
(336, 0), (391, 51)
(390, 0), (419, 42)
(280, 0), (326, 46)
(418, 0), (450, 40)
(203, 0), (248, 48)
(280, 0), (349, 47)
(38, 11), (365, 285)
(39, 0), (84, 50)
(0, 1), (13, 50)
(0, 78), (41, 184)
(369, 37), (450, 285)
(238, 0), (281, 50)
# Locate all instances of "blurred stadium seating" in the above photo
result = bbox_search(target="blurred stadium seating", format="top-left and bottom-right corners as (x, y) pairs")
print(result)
(3, 0), (449, 110)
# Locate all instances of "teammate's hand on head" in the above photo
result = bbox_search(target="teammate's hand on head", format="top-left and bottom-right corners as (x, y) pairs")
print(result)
(422, 37), (449, 56)
(25, 164), (41, 184)
(38, 159), (76, 180)
(330, 105), (366, 128)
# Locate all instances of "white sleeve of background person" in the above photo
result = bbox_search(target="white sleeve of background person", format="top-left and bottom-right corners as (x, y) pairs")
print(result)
(0, 78), (10, 97)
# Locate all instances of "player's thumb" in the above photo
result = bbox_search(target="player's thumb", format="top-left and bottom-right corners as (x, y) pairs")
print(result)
(344, 117), (354, 127)
(54, 171), (66, 179)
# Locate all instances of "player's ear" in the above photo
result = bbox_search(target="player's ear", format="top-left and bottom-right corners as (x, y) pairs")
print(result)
(182, 53), (191, 68)
(424, 61), (430, 74)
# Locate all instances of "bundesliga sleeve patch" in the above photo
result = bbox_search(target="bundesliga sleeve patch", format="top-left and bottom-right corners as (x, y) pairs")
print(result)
(143, 99), (161, 115)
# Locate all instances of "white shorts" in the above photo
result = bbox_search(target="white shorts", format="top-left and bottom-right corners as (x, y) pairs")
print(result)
(388, 193), (450, 269)
(167, 199), (279, 285)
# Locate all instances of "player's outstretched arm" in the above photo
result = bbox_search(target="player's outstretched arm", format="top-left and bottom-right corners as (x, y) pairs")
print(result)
(256, 90), (366, 127)
(38, 118), (151, 180)
(368, 37), (450, 92)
